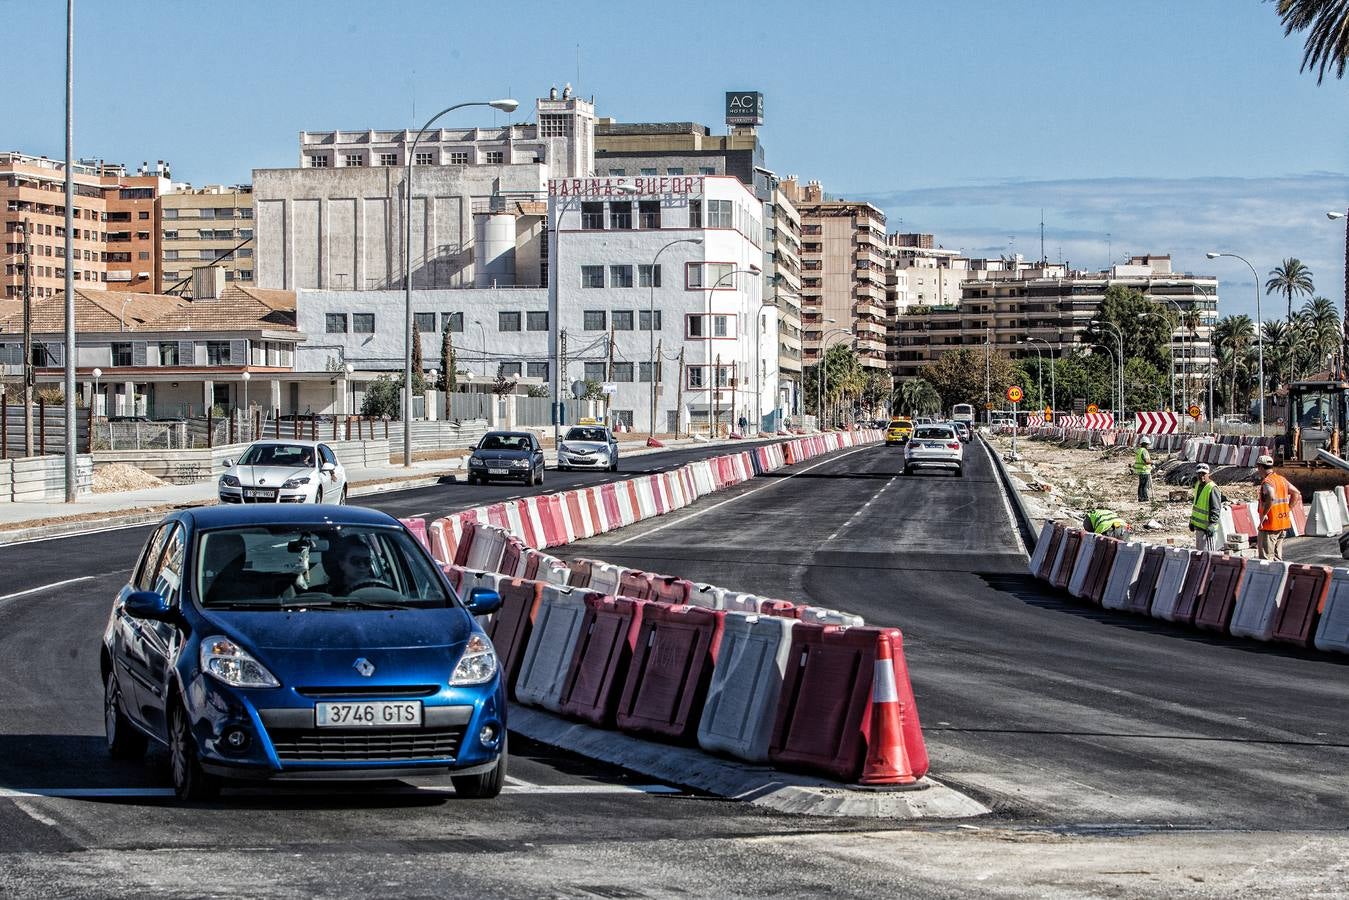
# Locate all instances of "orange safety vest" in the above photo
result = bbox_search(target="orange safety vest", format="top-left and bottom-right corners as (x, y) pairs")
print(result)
(1260, 472), (1293, 532)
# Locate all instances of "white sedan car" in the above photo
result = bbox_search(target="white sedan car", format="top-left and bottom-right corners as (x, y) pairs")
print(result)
(903, 424), (964, 477)
(218, 440), (348, 504)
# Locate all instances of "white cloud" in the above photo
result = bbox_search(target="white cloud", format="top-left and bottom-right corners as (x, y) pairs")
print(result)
(860, 173), (1349, 322)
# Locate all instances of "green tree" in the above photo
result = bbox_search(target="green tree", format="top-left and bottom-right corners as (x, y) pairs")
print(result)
(1272, 0), (1349, 84)
(1266, 257), (1315, 382)
(580, 378), (605, 402)
(411, 325), (424, 383)
(1297, 295), (1341, 374)
(895, 378), (942, 416)
(438, 327), (457, 394)
(925, 347), (1021, 412)
(360, 374), (401, 418)
(525, 384), (549, 399)
(860, 370), (892, 416)
(1214, 314), (1256, 416)
(1051, 351), (1114, 413)
(1085, 285), (1174, 373)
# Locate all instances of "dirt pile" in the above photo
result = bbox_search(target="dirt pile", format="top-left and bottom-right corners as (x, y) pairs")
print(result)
(92, 463), (166, 494)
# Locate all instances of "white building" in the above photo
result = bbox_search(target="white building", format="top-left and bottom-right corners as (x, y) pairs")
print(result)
(294, 174), (779, 433)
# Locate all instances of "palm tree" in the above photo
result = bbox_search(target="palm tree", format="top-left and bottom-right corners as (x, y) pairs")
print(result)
(1266, 258), (1315, 381)
(895, 378), (941, 416)
(1300, 295), (1341, 374)
(1273, 0), (1349, 84)
(1214, 314), (1255, 415)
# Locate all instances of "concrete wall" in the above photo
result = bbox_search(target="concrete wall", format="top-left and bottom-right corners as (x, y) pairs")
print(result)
(0, 455), (94, 502)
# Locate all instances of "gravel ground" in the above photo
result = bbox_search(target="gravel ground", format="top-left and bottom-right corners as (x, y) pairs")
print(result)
(90, 463), (165, 494)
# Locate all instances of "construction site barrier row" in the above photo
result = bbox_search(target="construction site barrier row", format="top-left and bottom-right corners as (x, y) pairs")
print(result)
(1028, 521), (1349, 654)
(399, 429), (932, 785)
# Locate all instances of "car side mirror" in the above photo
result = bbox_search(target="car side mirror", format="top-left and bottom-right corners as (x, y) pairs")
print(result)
(124, 590), (174, 621)
(320, 462), (336, 473)
(222, 458), (234, 468)
(464, 587), (502, 616)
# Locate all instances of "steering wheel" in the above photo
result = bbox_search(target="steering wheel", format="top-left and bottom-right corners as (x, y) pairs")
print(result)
(349, 577), (394, 592)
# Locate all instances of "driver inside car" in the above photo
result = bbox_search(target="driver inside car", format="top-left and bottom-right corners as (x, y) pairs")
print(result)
(322, 534), (389, 595)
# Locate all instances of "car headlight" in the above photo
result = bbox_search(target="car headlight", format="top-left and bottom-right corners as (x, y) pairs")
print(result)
(220, 475), (240, 488)
(282, 476), (311, 489)
(511, 459), (529, 468)
(200, 636), (280, 689)
(558, 443), (570, 454)
(469, 457), (484, 467)
(450, 633), (498, 686)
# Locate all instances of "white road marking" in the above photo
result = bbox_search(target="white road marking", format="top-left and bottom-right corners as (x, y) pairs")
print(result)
(13, 798), (62, 828)
(0, 520), (152, 549)
(0, 576), (97, 604)
(825, 474), (896, 542)
(611, 445), (877, 546)
(0, 787), (176, 799)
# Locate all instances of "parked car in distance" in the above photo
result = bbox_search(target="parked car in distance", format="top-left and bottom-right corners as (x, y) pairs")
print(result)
(886, 418), (914, 446)
(467, 431), (546, 485)
(218, 440), (347, 505)
(100, 505), (508, 800)
(903, 423), (964, 477)
(557, 425), (618, 472)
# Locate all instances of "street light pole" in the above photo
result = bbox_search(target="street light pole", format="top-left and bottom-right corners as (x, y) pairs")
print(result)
(63, 0), (76, 500)
(647, 238), (702, 436)
(1138, 310), (1175, 410)
(1102, 323), (1125, 422)
(700, 265), (760, 436)
(754, 297), (782, 435)
(1027, 336), (1055, 413)
(1022, 340), (1044, 410)
(1326, 210), (1347, 378)
(818, 326), (853, 430)
(1208, 251), (1264, 436)
(401, 97), (518, 467)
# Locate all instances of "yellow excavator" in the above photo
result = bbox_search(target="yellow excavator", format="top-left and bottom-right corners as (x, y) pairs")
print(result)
(1280, 378), (1349, 494)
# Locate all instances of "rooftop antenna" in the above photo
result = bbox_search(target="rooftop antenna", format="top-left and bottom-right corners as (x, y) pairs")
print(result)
(1107, 232), (1112, 269)
(1039, 208), (1045, 263)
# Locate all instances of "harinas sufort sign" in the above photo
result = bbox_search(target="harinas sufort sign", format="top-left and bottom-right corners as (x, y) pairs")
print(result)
(548, 176), (706, 198)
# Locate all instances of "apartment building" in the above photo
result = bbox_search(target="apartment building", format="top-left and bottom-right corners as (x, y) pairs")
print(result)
(779, 178), (888, 372)
(1, 153), (170, 306)
(159, 185), (255, 295)
(891, 254), (1218, 385)
(767, 184), (803, 414)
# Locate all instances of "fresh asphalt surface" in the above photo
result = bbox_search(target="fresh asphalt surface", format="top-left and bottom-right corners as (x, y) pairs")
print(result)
(2, 437), (1347, 897)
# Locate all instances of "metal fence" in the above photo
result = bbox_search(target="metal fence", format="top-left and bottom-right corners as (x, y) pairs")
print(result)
(1, 404), (93, 457)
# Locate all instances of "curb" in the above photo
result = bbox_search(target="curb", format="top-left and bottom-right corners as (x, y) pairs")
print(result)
(981, 433), (1039, 554)
(508, 706), (989, 820)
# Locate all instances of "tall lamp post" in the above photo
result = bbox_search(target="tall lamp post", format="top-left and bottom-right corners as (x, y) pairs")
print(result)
(1187, 282), (1219, 424)
(754, 297), (783, 435)
(1021, 340), (1045, 411)
(1327, 210), (1347, 377)
(818, 326), (853, 429)
(1208, 251), (1265, 436)
(1137, 311), (1175, 410)
(473, 319), (487, 377)
(1101, 322), (1125, 421)
(1026, 336), (1055, 413)
(647, 238), (702, 436)
(700, 265), (760, 436)
(63, 0), (75, 500)
(401, 97), (518, 467)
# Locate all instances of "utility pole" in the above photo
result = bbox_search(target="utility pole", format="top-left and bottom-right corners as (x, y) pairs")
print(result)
(675, 346), (685, 439)
(984, 328), (991, 424)
(605, 326), (615, 425)
(654, 338), (662, 435)
(554, 328), (567, 448)
(713, 352), (722, 437)
(21, 219), (33, 457)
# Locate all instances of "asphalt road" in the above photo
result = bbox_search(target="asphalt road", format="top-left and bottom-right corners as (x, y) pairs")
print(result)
(2, 437), (1347, 897)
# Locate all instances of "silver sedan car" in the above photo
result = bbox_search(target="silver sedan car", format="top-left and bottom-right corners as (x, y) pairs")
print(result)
(903, 424), (964, 477)
(218, 440), (349, 504)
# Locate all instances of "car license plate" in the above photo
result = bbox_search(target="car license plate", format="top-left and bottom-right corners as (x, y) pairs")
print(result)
(488, 468), (508, 475)
(316, 700), (423, 728)
(244, 488), (276, 499)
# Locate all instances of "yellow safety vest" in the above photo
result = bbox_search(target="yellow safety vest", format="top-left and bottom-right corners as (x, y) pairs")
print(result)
(1134, 448), (1152, 475)
(1189, 482), (1217, 531)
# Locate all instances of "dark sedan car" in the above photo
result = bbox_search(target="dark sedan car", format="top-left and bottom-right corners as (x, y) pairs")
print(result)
(100, 505), (507, 800)
(466, 431), (546, 486)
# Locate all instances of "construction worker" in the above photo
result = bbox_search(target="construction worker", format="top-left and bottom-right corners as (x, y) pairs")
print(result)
(1134, 437), (1154, 501)
(1082, 508), (1128, 539)
(1255, 454), (1301, 561)
(1189, 463), (1223, 551)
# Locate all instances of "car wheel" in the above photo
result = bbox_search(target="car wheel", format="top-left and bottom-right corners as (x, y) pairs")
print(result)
(338, 486), (348, 505)
(169, 700), (220, 801)
(903, 465), (913, 476)
(453, 739), (507, 799)
(609, 461), (618, 472)
(104, 671), (147, 761)
(536, 467), (544, 486)
(954, 467), (964, 478)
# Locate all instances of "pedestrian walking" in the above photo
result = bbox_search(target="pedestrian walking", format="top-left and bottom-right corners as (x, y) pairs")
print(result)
(1134, 437), (1154, 501)
(1255, 455), (1300, 560)
(1189, 463), (1223, 551)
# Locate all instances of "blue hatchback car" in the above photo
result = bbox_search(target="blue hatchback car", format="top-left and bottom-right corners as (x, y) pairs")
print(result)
(100, 504), (507, 800)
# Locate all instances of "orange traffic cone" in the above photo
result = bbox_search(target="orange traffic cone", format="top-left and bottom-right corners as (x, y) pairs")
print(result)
(859, 633), (918, 785)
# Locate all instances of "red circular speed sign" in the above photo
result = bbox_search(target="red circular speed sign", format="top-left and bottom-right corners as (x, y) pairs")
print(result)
(1006, 385), (1023, 404)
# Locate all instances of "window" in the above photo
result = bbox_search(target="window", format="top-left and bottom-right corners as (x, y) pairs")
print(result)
(638, 201), (661, 229)
(687, 366), (705, 388)
(707, 199), (733, 228)
(689, 200), (702, 228)
(584, 362), (605, 381)
(138, 251), (150, 260)
(527, 362), (549, 379)
(198, 209), (216, 220)
(325, 313), (348, 334)
(583, 310), (607, 331)
(138, 211), (150, 220)
(609, 362), (632, 382)
(449, 151), (469, 165)
(612, 310), (634, 331)
(414, 312), (436, 333)
(379, 153), (398, 167)
(698, 166), (716, 175)
(638, 264), (661, 288)
(581, 202), (605, 230)
(687, 315), (705, 338)
(639, 361), (661, 383)
(442, 311), (463, 332)
(485, 150), (504, 164)
(111, 342), (133, 367)
(639, 310), (662, 331)
(581, 265), (604, 288)
(687, 262), (734, 289)
(238, 269), (253, 280)
(526, 311), (549, 331)
(164, 230), (178, 240)
(499, 362), (522, 377)
(498, 311), (521, 332)
(415, 152), (435, 166)
(343, 154), (364, 167)
(309, 154), (330, 168)
(136, 231), (150, 240)
(640, 168), (657, 176)
(163, 208), (179, 219)
(206, 341), (232, 366)
(539, 114), (572, 137)
(666, 167), (684, 176)
(713, 314), (730, 337)
(352, 313), (375, 333)
(715, 364), (734, 387)
(607, 168), (625, 176)
(609, 202), (632, 230)
(609, 264), (634, 288)
(159, 341), (179, 366)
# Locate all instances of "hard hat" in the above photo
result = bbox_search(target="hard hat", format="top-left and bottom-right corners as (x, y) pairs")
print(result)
(1195, 463), (1210, 474)
(1257, 454), (1275, 467)
(1140, 436), (1152, 446)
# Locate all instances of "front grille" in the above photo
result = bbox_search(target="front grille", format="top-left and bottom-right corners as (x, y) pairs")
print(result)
(295, 685), (441, 698)
(268, 725), (465, 762)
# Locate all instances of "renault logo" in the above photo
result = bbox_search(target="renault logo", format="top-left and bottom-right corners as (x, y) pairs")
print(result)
(353, 657), (375, 677)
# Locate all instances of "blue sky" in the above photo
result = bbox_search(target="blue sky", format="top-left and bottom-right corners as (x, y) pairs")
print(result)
(4, 0), (1346, 319)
